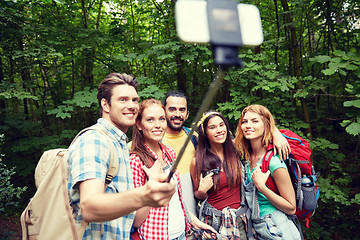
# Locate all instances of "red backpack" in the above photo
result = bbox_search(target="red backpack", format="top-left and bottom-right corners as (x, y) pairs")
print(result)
(261, 129), (319, 228)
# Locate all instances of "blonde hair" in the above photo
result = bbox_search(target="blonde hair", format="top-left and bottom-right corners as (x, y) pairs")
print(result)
(234, 104), (275, 161)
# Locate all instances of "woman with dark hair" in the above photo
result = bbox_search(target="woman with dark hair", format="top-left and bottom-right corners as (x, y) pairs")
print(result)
(191, 111), (248, 239)
(191, 110), (290, 239)
(234, 104), (301, 239)
(129, 99), (216, 240)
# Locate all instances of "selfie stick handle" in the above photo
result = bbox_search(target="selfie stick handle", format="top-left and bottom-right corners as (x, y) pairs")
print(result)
(167, 67), (226, 182)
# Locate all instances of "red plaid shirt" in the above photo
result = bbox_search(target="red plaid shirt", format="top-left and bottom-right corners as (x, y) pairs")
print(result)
(129, 143), (190, 240)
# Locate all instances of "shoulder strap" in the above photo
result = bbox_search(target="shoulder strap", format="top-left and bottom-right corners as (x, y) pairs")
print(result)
(183, 127), (198, 149)
(260, 150), (273, 173)
(261, 150), (279, 194)
(71, 125), (119, 186)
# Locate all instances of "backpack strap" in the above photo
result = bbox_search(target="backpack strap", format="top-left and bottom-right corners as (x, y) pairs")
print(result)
(241, 160), (256, 240)
(261, 150), (279, 194)
(183, 126), (198, 149)
(262, 150), (307, 211)
(71, 125), (119, 187)
(71, 125), (119, 236)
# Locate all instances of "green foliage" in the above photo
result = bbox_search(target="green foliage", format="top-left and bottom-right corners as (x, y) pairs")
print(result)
(47, 87), (98, 119)
(137, 76), (166, 101)
(307, 136), (360, 239)
(0, 0), (359, 237)
(0, 83), (38, 101)
(316, 49), (360, 76)
(351, 193), (360, 215)
(0, 146), (27, 216)
(311, 49), (360, 137)
(340, 85), (360, 136)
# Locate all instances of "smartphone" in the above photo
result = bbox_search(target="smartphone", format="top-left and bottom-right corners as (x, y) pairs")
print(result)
(175, 0), (263, 47)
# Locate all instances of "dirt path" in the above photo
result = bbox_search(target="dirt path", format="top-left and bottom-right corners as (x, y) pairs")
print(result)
(0, 216), (22, 240)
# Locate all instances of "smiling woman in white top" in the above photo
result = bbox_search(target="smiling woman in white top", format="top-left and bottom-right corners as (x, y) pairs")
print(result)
(129, 98), (216, 240)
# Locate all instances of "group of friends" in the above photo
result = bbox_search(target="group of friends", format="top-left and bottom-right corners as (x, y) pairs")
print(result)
(67, 72), (302, 240)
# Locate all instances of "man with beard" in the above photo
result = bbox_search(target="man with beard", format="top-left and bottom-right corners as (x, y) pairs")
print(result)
(162, 91), (198, 218)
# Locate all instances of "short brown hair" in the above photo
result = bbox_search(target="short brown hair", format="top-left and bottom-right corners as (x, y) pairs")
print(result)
(97, 73), (139, 116)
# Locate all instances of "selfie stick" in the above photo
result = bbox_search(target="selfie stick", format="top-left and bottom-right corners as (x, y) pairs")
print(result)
(167, 67), (226, 182)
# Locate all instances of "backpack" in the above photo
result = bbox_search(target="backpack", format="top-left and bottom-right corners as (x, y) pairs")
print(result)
(183, 126), (198, 149)
(20, 125), (119, 240)
(261, 129), (319, 228)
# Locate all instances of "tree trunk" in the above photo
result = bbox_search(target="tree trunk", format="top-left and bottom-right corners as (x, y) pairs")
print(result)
(175, 55), (187, 94)
(273, 0), (280, 67)
(280, 0), (312, 138)
(80, 0), (95, 88)
(0, 56), (5, 113)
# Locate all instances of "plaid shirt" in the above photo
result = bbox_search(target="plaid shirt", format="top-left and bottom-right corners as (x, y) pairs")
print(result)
(218, 207), (242, 240)
(129, 143), (190, 240)
(68, 118), (135, 240)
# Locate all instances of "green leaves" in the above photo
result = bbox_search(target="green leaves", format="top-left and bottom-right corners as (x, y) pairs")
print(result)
(311, 55), (331, 63)
(344, 99), (360, 108)
(0, 83), (38, 101)
(344, 122), (360, 136)
(47, 87), (97, 119)
(340, 86), (360, 136)
(351, 193), (360, 215)
(311, 49), (360, 77)
(310, 50), (360, 137)
(47, 105), (74, 119)
(136, 76), (166, 100)
(0, 157), (27, 216)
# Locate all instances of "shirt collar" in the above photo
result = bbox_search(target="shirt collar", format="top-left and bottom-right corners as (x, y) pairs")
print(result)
(97, 118), (128, 142)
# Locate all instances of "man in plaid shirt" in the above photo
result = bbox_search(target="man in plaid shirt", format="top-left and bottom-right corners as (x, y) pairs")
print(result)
(68, 73), (176, 239)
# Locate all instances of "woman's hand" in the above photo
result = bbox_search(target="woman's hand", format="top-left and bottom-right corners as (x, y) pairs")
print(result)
(194, 172), (214, 200)
(189, 212), (217, 239)
(198, 172), (214, 194)
(142, 160), (167, 181)
(251, 164), (270, 192)
(273, 128), (290, 161)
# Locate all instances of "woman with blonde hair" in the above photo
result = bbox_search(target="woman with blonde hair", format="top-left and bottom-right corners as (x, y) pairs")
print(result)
(234, 104), (302, 239)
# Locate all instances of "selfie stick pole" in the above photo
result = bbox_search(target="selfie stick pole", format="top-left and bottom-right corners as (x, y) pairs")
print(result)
(167, 67), (226, 182)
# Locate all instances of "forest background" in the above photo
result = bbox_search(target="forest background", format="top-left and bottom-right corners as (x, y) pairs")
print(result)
(0, 0), (359, 239)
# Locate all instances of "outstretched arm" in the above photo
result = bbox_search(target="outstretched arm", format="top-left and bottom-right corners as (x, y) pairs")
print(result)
(79, 174), (176, 223)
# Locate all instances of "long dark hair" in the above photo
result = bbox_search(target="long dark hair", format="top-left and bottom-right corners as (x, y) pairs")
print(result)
(195, 111), (242, 191)
(131, 98), (165, 168)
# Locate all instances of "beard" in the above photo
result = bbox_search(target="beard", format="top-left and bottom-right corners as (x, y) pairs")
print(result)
(167, 116), (185, 132)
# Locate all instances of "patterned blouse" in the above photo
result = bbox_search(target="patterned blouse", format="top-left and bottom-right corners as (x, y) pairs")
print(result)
(129, 143), (190, 240)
